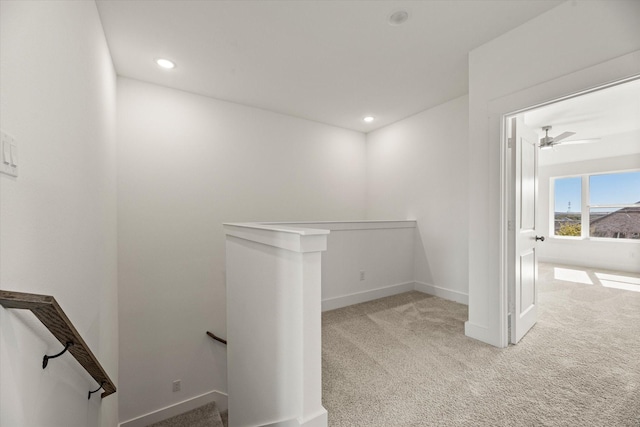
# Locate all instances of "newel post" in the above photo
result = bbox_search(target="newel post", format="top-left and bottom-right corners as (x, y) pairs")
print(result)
(224, 223), (329, 427)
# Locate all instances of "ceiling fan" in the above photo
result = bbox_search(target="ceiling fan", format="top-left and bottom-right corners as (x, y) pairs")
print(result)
(539, 125), (599, 149)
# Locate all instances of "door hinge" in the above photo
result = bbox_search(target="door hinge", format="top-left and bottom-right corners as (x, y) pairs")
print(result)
(507, 137), (514, 149)
(508, 220), (514, 231)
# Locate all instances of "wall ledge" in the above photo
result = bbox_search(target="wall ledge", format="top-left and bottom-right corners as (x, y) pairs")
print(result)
(266, 220), (417, 231)
(223, 223), (328, 253)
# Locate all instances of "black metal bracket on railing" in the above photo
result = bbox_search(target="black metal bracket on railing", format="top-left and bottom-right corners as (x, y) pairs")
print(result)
(43, 341), (74, 369)
(0, 290), (116, 398)
(88, 381), (106, 400)
(206, 331), (227, 345)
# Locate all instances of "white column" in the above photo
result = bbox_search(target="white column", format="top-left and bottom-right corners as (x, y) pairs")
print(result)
(224, 223), (329, 427)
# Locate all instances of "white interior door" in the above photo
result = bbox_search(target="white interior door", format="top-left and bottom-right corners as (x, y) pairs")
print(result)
(510, 116), (541, 344)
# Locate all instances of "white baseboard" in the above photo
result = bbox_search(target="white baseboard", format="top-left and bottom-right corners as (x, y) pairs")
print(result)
(299, 408), (328, 427)
(464, 321), (489, 342)
(264, 418), (302, 427)
(322, 281), (469, 311)
(322, 281), (415, 311)
(119, 390), (228, 427)
(539, 256), (640, 274)
(464, 321), (505, 348)
(414, 281), (468, 305)
(262, 407), (327, 427)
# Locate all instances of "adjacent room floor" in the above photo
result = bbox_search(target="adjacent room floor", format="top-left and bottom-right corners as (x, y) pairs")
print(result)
(322, 263), (640, 426)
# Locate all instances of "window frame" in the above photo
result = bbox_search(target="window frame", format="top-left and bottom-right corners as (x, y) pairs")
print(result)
(550, 169), (640, 241)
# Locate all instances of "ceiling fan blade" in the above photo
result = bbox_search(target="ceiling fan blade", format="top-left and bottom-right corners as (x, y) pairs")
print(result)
(552, 131), (576, 143)
(558, 138), (601, 145)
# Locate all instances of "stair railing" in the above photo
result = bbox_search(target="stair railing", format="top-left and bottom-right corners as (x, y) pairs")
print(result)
(206, 331), (227, 345)
(0, 290), (117, 399)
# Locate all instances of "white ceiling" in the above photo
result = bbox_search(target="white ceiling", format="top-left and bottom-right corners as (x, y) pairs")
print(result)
(526, 78), (640, 165)
(524, 78), (640, 141)
(96, 0), (562, 132)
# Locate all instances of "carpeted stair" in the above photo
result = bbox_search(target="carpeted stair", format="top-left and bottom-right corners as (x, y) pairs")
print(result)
(147, 402), (228, 427)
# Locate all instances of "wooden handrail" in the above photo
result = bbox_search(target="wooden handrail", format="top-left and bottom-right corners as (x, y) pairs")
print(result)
(0, 290), (116, 398)
(206, 331), (227, 345)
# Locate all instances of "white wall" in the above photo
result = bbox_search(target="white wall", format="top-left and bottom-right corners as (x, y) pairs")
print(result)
(366, 96), (469, 303)
(538, 152), (640, 272)
(467, 0), (640, 346)
(0, 2), (118, 426)
(273, 221), (418, 310)
(116, 78), (366, 423)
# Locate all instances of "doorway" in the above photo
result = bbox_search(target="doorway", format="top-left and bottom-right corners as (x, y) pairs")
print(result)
(503, 76), (640, 344)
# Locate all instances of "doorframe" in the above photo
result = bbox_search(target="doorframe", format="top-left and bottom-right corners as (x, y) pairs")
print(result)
(485, 52), (640, 347)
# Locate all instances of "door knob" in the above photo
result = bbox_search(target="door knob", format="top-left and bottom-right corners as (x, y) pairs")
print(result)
(535, 235), (545, 242)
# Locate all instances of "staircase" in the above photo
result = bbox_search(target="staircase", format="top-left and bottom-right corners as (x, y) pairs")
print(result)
(147, 402), (228, 427)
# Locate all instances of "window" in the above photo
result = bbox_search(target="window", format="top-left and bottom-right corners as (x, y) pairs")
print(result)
(554, 177), (581, 237)
(552, 171), (640, 240)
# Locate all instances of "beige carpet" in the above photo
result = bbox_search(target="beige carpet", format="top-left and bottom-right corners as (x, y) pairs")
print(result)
(322, 264), (640, 426)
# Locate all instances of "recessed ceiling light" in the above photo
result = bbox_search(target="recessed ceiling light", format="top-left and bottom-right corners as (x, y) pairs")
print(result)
(363, 116), (375, 123)
(388, 10), (409, 26)
(155, 58), (176, 69)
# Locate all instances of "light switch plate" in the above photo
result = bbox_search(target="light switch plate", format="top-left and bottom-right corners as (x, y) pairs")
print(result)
(0, 130), (18, 177)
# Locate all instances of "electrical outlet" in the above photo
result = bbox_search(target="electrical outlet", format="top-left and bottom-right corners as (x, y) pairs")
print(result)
(172, 380), (181, 392)
(359, 270), (365, 281)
